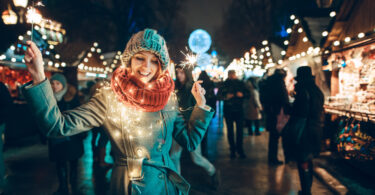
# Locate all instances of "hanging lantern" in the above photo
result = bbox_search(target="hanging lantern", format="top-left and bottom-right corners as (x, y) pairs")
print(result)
(26, 8), (42, 24)
(13, 0), (28, 8)
(2, 5), (18, 25)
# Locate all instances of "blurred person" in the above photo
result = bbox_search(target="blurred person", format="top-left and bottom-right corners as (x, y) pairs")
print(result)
(197, 71), (217, 156)
(243, 78), (262, 136)
(217, 70), (249, 159)
(22, 29), (213, 194)
(261, 69), (290, 165)
(284, 66), (324, 195)
(49, 74), (85, 195)
(0, 82), (13, 195)
(169, 65), (220, 189)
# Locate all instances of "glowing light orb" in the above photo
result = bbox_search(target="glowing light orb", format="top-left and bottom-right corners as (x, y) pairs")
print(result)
(188, 29), (212, 54)
(197, 53), (212, 67)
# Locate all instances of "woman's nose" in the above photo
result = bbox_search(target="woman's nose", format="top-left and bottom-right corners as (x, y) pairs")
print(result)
(142, 60), (152, 70)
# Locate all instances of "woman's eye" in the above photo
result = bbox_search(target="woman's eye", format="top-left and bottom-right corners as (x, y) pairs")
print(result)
(135, 56), (144, 61)
(151, 60), (159, 65)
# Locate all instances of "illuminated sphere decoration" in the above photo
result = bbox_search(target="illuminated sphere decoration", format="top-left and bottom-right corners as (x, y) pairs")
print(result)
(188, 29), (212, 54)
(197, 53), (212, 67)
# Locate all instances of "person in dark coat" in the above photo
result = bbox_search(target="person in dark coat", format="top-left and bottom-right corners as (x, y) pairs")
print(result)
(261, 69), (290, 165)
(217, 70), (249, 159)
(49, 74), (85, 195)
(197, 71), (216, 156)
(286, 66), (324, 195)
(170, 65), (220, 189)
(0, 82), (12, 194)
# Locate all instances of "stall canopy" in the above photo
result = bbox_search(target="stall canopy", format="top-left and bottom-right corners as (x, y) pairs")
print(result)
(323, 0), (375, 50)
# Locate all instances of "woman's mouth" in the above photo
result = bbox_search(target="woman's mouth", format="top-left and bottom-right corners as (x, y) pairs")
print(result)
(138, 71), (151, 77)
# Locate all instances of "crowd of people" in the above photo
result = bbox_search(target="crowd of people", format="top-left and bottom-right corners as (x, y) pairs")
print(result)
(0, 28), (325, 195)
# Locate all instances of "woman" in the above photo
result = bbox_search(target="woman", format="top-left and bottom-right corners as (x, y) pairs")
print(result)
(243, 77), (262, 136)
(285, 66), (324, 195)
(49, 73), (84, 194)
(197, 71), (216, 156)
(261, 69), (290, 165)
(169, 65), (219, 189)
(22, 29), (213, 194)
(0, 82), (12, 195)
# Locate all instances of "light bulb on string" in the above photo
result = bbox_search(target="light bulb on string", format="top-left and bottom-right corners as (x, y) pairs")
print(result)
(329, 11), (336, 17)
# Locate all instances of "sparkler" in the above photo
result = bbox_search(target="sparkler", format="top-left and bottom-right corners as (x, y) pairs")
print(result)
(26, 1), (44, 41)
(180, 47), (197, 69)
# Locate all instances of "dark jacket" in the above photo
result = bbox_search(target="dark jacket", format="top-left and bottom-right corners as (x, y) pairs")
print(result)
(0, 82), (13, 125)
(260, 74), (290, 116)
(175, 81), (195, 120)
(286, 79), (324, 161)
(198, 75), (216, 113)
(48, 85), (84, 162)
(217, 79), (249, 115)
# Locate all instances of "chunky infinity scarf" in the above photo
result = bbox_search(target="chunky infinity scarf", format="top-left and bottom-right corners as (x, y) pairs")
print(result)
(111, 67), (174, 112)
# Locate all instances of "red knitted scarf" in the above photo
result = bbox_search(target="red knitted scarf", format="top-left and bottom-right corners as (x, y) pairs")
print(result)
(111, 67), (175, 112)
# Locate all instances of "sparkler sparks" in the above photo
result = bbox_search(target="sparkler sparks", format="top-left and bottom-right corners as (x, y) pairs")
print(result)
(180, 47), (197, 69)
(26, 1), (45, 41)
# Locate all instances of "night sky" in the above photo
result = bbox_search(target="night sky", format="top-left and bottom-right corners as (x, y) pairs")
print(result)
(183, 0), (232, 36)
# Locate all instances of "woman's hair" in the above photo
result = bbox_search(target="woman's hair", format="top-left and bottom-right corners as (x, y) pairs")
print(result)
(174, 64), (193, 90)
(198, 71), (210, 82)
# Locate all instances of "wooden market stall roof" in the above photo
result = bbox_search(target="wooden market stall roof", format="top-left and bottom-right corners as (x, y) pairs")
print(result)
(324, 0), (375, 48)
(285, 23), (314, 58)
(284, 15), (331, 58)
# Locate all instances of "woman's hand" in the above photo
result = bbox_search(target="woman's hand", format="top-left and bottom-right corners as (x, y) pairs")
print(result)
(24, 41), (45, 85)
(191, 80), (206, 107)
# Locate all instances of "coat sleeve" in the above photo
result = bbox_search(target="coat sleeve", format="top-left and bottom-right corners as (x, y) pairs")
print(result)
(22, 79), (107, 137)
(172, 106), (214, 152)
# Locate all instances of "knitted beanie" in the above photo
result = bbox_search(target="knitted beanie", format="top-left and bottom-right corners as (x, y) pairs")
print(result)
(121, 29), (170, 70)
(50, 73), (67, 88)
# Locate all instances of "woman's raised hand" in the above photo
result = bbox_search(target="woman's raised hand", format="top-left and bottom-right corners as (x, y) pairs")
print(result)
(24, 41), (45, 85)
(191, 80), (206, 107)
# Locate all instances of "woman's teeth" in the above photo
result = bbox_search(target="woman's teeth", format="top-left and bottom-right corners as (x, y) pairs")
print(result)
(138, 71), (150, 76)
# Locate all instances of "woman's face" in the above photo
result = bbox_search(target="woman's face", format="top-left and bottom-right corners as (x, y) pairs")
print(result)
(130, 51), (160, 83)
(176, 68), (186, 84)
(51, 80), (63, 93)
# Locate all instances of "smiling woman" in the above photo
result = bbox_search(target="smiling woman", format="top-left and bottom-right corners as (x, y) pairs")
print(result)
(21, 28), (214, 194)
(130, 52), (161, 83)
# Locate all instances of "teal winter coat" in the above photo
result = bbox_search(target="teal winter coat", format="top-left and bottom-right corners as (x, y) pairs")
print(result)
(22, 80), (214, 195)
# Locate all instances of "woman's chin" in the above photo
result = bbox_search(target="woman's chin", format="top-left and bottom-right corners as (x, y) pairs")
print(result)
(139, 78), (151, 83)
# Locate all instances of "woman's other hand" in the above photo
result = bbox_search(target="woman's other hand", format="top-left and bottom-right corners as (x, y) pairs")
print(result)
(192, 80), (206, 107)
(24, 41), (45, 85)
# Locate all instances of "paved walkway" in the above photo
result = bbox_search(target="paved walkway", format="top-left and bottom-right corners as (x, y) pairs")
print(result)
(2, 111), (333, 195)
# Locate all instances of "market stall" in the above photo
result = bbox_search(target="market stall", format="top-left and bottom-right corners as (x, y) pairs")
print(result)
(322, 0), (375, 163)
